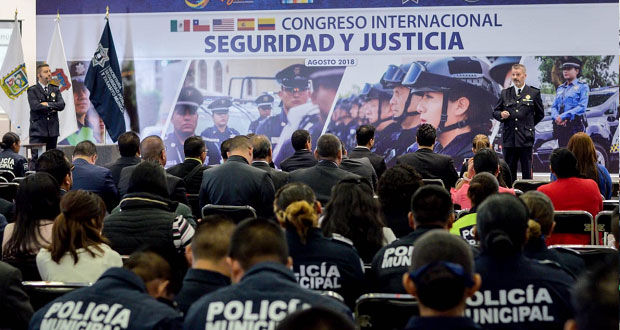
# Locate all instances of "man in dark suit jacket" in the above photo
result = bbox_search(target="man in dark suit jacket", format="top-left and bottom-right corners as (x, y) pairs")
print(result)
(71, 141), (119, 212)
(199, 136), (275, 218)
(118, 135), (189, 206)
(348, 125), (387, 179)
(289, 134), (360, 204)
(339, 140), (377, 190)
(0, 261), (34, 330)
(105, 131), (141, 186)
(250, 135), (289, 192)
(280, 129), (317, 172)
(492, 63), (544, 180)
(27, 64), (65, 151)
(397, 124), (458, 188)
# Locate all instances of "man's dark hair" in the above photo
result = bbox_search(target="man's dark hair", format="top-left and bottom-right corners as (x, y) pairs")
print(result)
(571, 259), (619, 330)
(410, 185), (453, 225)
(124, 250), (172, 284)
(356, 125), (375, 146)
(377, 165), (423, 214)
(127, 160), (169, 198)
(184, 136), (206, 159)
(251, 135), (271, 160)
(118, 132), (140, 157)
(550, 148), (579, 178)
(35, 149), (71, 185)
(140, 135), (165, 162)
(229, 218), (288, 270)
(220, 138), (232, 160)
(192, 216), (235, 260)
(291, 129), (311, 151)
(276, 307), (355, 330)
(73, 140), (97, 157)
(228, 135), (252, 153)
(416, 124), (437, 147)
(409, 230), (475, 311)
(316, 134), (341, 160)
(36, 63), (49, 75)
(473, 148), (499, 175)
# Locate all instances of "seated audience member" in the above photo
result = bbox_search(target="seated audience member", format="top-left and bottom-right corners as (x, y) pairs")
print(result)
(71, 141), (119, 212)
(0, 132), (27, 178)
(450, 172), (499, 245)
(451, 148), (515, 210)
(276, 307), (356, 330)
(459, 134), (512, 187)
(220, 138), (232, 162)
(520, 191), (585, 277)
(550, 132), (612, 199)
(0, 197), (15, 223)
(0, 261), (33, 330)
(274, 183), (365, 307)
(118, 135), (189, 205)
(369, 185), (454, 293)
(166, 136), (210, 217)
(537, 148), (603, 245)
(35, 149), (72, 195)
(280, 129), (318, 172)
(103, 161), (195, 255)
(402, 231), (482, 330)
(396, 124), (459, 188)
(564, 259), (618, 330)
(175, 216), (234, 315)
(376, 165), (424, 238)
(251, 135), (289, 191)
(348, 124), (387, 179)
(321, 179), (394, 263)
(199, 135), (275, 218)
(105, 131), (141, 187)
(289, 134), (359, 205)
(2, 173), (60, 261)
(28, 250), (183, 330)
(183, 218), (351, 329)
(467, 194), (574, 330)
(339, 139), (378, 191)
(36, 190), (122, 283)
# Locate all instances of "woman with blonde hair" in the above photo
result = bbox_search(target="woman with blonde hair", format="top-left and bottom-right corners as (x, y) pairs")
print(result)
(552, 132), (612, 199)
(36, 190), (122, 282)
(274, 182), (365, 308)
(458, 134), (512, 189)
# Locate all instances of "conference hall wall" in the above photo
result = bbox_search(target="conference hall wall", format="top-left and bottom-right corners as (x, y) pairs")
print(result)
(35, 0), (619, 173)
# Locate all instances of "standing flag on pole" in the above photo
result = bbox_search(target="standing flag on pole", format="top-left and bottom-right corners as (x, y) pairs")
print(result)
(47, 18), (78, 142)
(84, 19), (126, 142)
(0, 17), (30, 142)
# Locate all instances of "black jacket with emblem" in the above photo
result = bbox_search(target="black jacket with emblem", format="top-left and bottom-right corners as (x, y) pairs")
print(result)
(27, 83), (65, 138)
(492, 85), (544, 148)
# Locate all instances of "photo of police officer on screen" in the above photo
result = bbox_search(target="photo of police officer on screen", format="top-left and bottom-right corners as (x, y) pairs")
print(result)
(248, 94), (273, 134)
(256, 64), (311, 150)
(493, 64), (544, 180)
(359, 82), (399, 156)
(201, 99), (240, 163)
(402, 57), (499, 168)
(550, 56), (589, 147)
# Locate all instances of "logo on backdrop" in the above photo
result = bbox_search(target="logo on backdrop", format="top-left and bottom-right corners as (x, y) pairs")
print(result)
(186, 0), (209, 9)
(0, 64), (28, 100)
(92, 44), (110, 68)
(51, 69), (71, 92)
(402, 0), (419, 4)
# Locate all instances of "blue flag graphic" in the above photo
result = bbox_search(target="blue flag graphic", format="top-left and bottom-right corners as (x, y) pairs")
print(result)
(84, 20), (126, 142)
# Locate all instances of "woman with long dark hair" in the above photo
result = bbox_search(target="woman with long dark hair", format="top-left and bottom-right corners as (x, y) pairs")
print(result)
(0, 132), (28, 178)
(321, 178), (394, 263)
(36, 190), (122, 282)
(2, 172), (60, 260)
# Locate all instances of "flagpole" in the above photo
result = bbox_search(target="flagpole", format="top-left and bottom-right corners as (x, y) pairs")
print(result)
(105, 6), (109, 20)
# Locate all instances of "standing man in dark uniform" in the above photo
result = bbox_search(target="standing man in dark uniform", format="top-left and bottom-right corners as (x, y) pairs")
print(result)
(550, 57), (589, 147)
(256, 64), (311, 150)
(248, 94), (273, 134)
(493, 64), (544, 180)
(201, 99), (239, 164)
(28, 64), (65, 151)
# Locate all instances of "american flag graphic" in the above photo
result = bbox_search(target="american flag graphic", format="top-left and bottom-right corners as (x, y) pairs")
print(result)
(213, 19), (235, 31)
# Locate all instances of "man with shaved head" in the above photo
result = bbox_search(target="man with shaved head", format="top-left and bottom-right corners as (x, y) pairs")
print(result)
(251, 134), (289, 191)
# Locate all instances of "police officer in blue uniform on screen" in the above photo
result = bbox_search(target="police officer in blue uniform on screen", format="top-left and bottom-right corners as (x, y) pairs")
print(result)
(550, 56), (589, 147)
(248, 94), (274, 134)
(201, 98), (240, 162)
(164, 86), (206, 167)
(256, 64), (311, 150)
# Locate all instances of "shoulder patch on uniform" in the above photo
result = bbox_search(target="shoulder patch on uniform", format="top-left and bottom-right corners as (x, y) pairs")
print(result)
(331, 233), (354, 246)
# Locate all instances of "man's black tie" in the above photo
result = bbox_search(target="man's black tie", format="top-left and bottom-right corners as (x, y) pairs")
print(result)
(44, 86), (48, 95)
(517, 88), (521, 96)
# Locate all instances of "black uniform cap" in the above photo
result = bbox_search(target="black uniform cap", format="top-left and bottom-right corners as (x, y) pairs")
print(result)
(208, 98), (232, 113)
(276, 64), (311, 89)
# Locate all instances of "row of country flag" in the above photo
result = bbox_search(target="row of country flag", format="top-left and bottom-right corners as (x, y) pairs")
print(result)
(170, 18), (275, 32)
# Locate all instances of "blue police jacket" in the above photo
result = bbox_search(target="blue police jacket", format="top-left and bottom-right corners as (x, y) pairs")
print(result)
(256, 110), (288, 146)
(550, 80), (589, 121)
(28, 267), (183, 330)
(0, 148), (28, 177)
(404, 316), (483, 330)
(183, 262), (352, 330)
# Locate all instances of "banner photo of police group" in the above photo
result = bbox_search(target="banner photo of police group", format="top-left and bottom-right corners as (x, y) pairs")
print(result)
(35, 0), (619, 173)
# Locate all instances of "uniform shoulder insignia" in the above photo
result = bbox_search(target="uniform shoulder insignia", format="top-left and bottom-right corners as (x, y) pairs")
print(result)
(529, 85), (540, 90)
(331, 233), (354, 246)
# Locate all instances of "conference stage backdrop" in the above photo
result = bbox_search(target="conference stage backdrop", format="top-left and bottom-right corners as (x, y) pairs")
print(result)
(36, 0), (619, 172)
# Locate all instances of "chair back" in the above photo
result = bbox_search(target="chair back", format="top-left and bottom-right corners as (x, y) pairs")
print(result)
(318, 290), (346, 303)
(602, 200), (618, 211)
(355, 293), (418, 330)
(201, 204), (257, 223)
(0, 170), (16, 183)
(553, 211), (595, 244)
(5, 257), (41, 281)
(594, 211), (614, 246)
(512, 180), (548, 192)
(549, 245), (618, 267)
(22, 281), (91, 311)
(0, 182), (19, 202)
